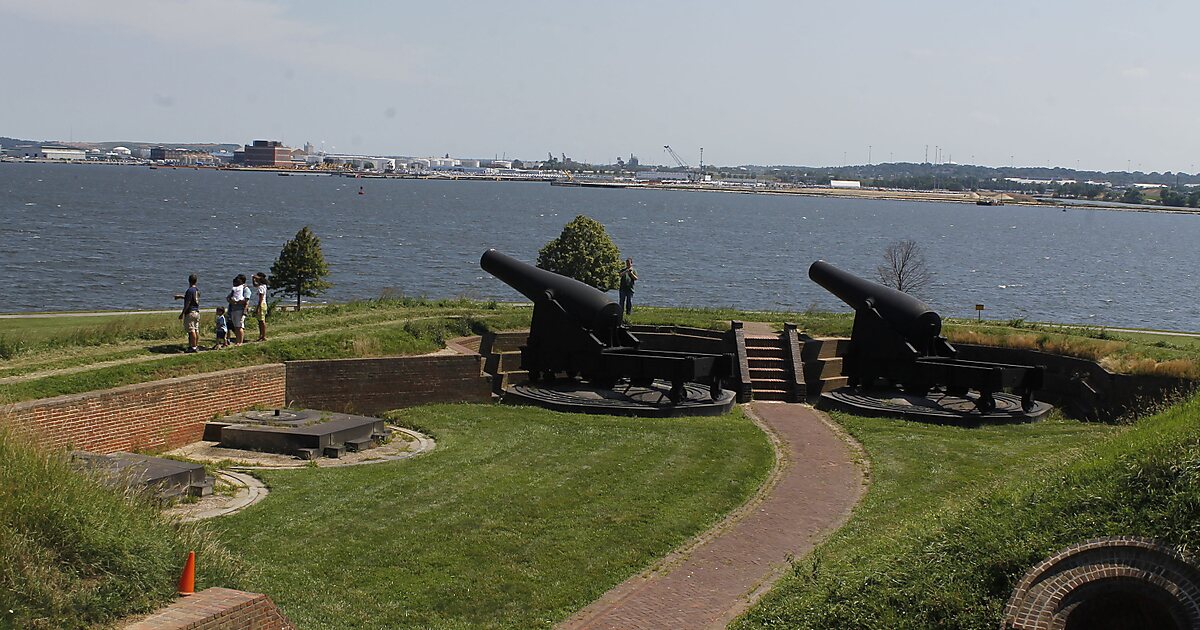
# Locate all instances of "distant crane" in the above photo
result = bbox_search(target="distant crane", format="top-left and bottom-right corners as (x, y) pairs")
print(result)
(663, 145), (688, 169)
(663, 145), (702, 181)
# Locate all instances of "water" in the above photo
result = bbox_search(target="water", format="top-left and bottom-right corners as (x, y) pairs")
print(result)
(1, 162), (1196, 330)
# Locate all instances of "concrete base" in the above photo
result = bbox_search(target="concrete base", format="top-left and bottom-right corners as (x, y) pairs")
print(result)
(817, 387), (1052, 424)
(504, 379), (736, 417)
(73, 452), (209, 498)
(207, 409), (386, 458)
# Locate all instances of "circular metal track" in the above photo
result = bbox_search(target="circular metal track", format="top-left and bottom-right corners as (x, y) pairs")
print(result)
(505, 379), (736, 418)
(818, 387), (1052, 424)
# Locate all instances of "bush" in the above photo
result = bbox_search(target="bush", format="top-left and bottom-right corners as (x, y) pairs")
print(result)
(536, 215), (622, 290)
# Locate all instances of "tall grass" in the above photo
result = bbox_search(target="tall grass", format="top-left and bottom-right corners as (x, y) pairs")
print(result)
(736, 394), (1200, 629)
(0, 429), (245, 629)
(946, 326), (1200, 378)
(0, 333), (26, 360)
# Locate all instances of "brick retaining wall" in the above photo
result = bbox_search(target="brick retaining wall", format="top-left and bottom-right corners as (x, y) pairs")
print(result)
(2, 353), (494, 455)
(4, 364), (285, 454)
(285, 354), (493, 415)
(125, 587), (295, 630)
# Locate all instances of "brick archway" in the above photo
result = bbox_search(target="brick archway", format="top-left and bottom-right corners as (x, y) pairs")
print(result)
(1003, 537), (1200, 630)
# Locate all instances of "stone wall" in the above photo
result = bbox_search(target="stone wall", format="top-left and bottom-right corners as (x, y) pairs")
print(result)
(285, 354), (493, 415)
(4, 364), (285, 454)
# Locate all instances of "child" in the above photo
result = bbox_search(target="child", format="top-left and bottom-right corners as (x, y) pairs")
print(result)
(214, 306), (228, 349)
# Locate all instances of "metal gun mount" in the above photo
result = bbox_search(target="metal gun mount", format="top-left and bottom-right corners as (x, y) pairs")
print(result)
(808, 260), (1043, 412)
(481, 249), (734, 404)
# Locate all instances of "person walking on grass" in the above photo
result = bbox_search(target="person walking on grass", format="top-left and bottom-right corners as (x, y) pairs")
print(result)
(178, 274), (201, 353)
(252, 272), (268, 341)
(227, 274), (249, 346)
(619, 257), (638, 317)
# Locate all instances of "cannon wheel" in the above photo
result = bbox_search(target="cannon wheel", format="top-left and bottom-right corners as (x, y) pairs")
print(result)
(668, 380), (685, 405)
(975, 391), (997, 413)
(710, 377), (723, 401)
(1021, 388), (1036, 412)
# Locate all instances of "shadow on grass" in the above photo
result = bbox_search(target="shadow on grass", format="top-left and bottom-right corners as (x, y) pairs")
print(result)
(146, 344), (187, 355)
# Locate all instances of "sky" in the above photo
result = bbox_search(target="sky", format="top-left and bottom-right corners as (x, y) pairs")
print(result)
(1, 0), (1197, 172)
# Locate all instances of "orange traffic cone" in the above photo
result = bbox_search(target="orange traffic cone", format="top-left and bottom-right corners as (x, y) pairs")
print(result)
(177, 551), (196, 596)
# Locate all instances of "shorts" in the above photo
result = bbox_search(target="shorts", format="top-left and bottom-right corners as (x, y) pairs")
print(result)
(184, 311), (200, 333)
(229, 308), (245, 330)
(216, 330), (227, 340)
(254, 305), (266, 324)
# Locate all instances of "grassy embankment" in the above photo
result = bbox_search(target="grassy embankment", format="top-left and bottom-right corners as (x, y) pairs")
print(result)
(1, 301), (1194, 628)
(734, 395), (1200, 629)
(4, 300), (1197, 404)
(0, 299), (531, 403)
(0, 429), (245, 630)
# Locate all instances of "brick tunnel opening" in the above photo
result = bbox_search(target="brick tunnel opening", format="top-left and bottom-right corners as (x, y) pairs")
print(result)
(1063, 582), (1186, 630)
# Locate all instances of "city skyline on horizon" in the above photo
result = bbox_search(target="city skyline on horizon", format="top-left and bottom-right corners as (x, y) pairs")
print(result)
(9, 132), (1193, 176)
(2, 1), (1198, 174)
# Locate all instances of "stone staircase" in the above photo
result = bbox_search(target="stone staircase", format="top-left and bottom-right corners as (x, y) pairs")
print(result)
(802, 337), (850, 395)
(745, 335), (798, 401)
(478, 331), (529, 394)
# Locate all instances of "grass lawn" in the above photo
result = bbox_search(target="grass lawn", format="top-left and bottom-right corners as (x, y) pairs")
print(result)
(732, 411), (1118, 629)
(214, 403), (774, 629)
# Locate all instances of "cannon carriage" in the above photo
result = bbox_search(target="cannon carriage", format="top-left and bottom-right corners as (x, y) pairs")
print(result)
(808, 260), (1043, 412)
(481, 249), (734, 404)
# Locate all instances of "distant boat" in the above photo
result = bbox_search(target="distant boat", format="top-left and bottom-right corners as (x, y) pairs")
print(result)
(358, 186), (365, 195)
(976, 197), (1003, 206)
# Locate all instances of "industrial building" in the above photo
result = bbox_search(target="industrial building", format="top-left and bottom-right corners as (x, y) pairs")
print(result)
(39, 145), (87, 160)
(236, 140), (294, 167)
(149, 147), (211, 165)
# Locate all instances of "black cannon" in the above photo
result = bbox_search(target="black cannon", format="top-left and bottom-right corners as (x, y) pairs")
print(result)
(809, 260), (1043, 412)
(481, 249), (734, 404)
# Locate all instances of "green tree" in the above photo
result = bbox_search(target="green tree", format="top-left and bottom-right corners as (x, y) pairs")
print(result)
(1122, 187), (1144, 204)
(268, 226), (332, 309)
(536, 215), (622, 290)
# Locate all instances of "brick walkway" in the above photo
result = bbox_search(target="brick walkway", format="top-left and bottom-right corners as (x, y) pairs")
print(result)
(559, 403), (865, 630)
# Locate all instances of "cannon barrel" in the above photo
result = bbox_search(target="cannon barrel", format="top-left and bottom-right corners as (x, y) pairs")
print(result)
(808, 260), (941, 342)
(481, 249), (622, 333)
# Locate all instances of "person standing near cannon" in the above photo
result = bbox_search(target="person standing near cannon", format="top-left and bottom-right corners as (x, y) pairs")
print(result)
(619, 257), (638, 317)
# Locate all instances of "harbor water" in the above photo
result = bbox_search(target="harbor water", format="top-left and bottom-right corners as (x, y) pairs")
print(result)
(1, 162), (1196, 330)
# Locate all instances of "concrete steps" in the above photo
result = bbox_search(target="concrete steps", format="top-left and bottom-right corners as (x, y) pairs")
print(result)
(479, 331), (531, 395)
(744, 335), (798, 402)
(801, 337), (850, 395)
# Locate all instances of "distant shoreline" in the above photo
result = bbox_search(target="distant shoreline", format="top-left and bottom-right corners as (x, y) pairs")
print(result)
(3, 157), (1195, 215)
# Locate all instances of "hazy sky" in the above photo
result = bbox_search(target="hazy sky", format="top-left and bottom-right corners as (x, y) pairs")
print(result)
(1, 0), (1197, 172)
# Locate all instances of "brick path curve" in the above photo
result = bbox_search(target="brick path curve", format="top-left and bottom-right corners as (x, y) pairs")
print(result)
(559, 403), (865, 630)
